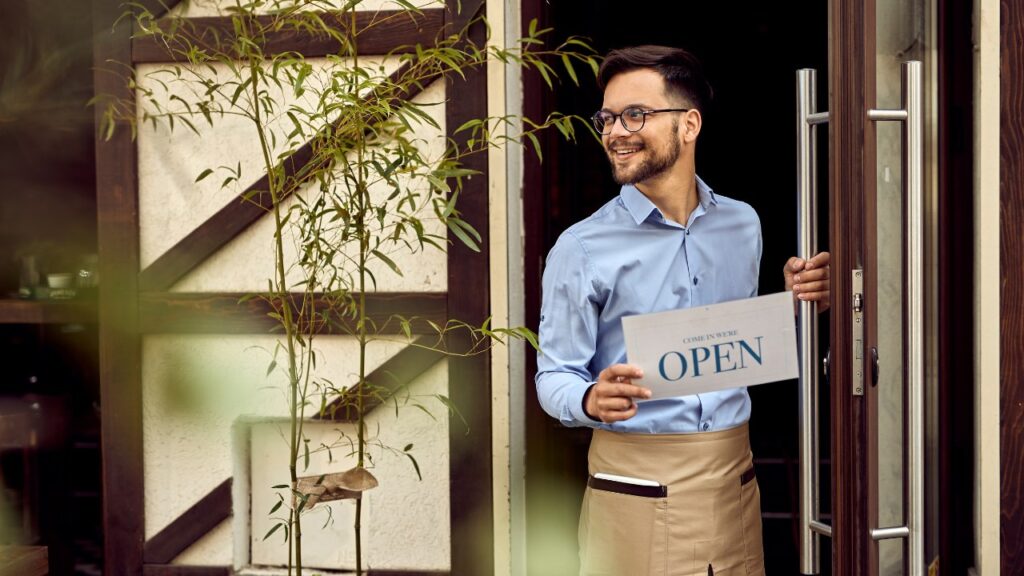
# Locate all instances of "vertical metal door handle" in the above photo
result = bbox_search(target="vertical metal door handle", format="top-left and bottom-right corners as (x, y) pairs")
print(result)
(866, 60), (925, 576)
(796, 68), (831, 576)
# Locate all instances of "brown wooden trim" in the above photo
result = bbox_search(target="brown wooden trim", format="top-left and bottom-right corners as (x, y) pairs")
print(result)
(138, 292), (447, 334)
(94, 0), (146, 573)
(0, 299), (97, 324)
(137, 62), (438, 292)
(142, 566), (231, 576)
(444, 1), (492, 575)
(1001, 0), (1024, 570)
(318, 336), (444, 421)
(143, 479), (232, 564)
(133, 9), (444, 63)
(830, 0), (874, 573)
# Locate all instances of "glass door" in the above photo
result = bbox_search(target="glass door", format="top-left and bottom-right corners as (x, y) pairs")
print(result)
(870, 0), (939, 573)
(797, 0), (939, 574)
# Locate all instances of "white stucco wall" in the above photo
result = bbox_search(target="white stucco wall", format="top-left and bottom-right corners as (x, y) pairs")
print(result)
(136, 60), (448, 294)
(248, 360), (450, 570)
(142, 334), (451, 568)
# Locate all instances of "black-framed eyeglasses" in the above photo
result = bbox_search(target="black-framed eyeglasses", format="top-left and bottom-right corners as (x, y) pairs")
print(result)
(591, 107), (690, 135)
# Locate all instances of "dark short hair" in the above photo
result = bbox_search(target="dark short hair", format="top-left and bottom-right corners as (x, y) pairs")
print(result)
(597, 45), (713, 113)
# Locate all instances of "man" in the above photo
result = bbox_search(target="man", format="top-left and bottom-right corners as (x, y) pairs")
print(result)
(535, 45), (830, 575)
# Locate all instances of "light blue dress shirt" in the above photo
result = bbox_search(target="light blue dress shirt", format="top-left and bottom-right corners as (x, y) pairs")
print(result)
(536, 177), (762, 434)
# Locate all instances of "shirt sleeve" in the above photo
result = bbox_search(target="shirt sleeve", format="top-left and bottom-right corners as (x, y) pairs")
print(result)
(535, 232), (602, 427)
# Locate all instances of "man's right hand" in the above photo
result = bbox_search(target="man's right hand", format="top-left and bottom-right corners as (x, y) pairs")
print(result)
(583, 364), (652, 423)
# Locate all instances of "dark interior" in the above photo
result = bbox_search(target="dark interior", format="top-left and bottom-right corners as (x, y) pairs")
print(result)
(0, 1), (102, 574)
(522, 2), (832, 574)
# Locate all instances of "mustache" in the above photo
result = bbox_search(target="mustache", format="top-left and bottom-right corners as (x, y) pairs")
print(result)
(607, 140), (645, 151)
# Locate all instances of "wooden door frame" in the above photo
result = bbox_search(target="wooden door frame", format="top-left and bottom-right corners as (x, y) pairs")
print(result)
(1000, 0), (1024, 571)
(831, 0), (995, 573)
(828, 0), (875, 573)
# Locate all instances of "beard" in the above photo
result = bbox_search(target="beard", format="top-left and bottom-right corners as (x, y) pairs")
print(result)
(606, 119), (682, 185)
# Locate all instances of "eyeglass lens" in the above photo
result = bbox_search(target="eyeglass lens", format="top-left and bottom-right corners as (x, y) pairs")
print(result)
(592, 107), (647, 134)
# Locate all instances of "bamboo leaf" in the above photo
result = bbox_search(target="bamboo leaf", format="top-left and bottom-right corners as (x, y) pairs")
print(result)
(447, 218), (479, 252)
(262, 522), (283, 541)
(195, 168), (214, 182)
(371, 249), (404, 277)
(404, 451), (422, 481)
(562, 54), (579, 86)
(524, 131), (543, 163)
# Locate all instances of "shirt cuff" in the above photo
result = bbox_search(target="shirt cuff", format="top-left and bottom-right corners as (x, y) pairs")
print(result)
(568, 381), (600, 425)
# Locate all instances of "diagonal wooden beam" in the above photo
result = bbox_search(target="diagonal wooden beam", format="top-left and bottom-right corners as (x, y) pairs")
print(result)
(318, 335), (444, 421)
(133, 9), (444, 63)
(138, 61), (442, 292)
(138, 291), (446, 334)
(143, 478), (232, 564)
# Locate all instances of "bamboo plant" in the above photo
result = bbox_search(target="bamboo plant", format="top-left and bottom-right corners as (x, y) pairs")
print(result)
(99, 0), (596, 572)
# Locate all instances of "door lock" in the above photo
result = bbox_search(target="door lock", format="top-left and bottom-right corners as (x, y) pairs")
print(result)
(851, 270), (864, 396)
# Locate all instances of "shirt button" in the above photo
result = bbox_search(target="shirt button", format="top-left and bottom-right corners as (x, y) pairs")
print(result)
(702, 422), (711, 431)
(693, 277), (699, 285)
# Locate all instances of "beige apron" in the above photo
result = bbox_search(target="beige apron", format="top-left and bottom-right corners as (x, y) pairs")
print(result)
(578, 423), (765, 576)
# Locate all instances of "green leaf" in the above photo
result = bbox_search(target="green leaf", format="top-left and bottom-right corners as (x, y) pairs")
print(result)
(371, 249), (404, 277)
(562, 54), (579, 86)
(262, 522), (283, 541)
(268, 499), (283, 515)
(447, 218), (480, 252)
(524, 131), (543, 163)
(404, 451), (422, 481)
(451, 216), (482, 242)
(195, 168), (214, 183)
(518, 326), (540, 350)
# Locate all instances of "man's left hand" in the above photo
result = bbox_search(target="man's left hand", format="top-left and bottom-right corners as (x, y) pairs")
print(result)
(784, 252), (831, 312)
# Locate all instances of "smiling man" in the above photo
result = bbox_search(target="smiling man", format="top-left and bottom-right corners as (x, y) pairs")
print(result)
(535, 46), (830, 575)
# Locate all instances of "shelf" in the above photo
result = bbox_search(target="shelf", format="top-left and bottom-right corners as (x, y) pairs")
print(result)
(0, 299), (97, 325)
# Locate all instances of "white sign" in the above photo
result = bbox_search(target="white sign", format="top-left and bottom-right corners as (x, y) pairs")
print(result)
(623, 292), (799, 399)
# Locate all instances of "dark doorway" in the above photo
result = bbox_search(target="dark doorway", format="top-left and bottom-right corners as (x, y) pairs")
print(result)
(521, 2), (830, 574)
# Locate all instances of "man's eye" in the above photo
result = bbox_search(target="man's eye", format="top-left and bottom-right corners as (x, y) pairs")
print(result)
(625, 109), (645, 120)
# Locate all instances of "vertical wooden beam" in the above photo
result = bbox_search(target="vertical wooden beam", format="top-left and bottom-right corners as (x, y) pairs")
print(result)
(444, 1), (492, 575)
(829, 0), (874, 573)
(93, 0), (144, 574)
(1000, 0), (1024, 571)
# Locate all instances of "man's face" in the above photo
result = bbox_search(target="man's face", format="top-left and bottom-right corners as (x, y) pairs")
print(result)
(600, 69), (685, 186)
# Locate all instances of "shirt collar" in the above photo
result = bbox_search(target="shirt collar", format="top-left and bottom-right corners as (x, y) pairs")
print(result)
(620, 175), (719, 226)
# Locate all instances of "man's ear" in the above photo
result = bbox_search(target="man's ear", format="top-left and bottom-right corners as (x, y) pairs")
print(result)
(682, 109), (702, 143)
